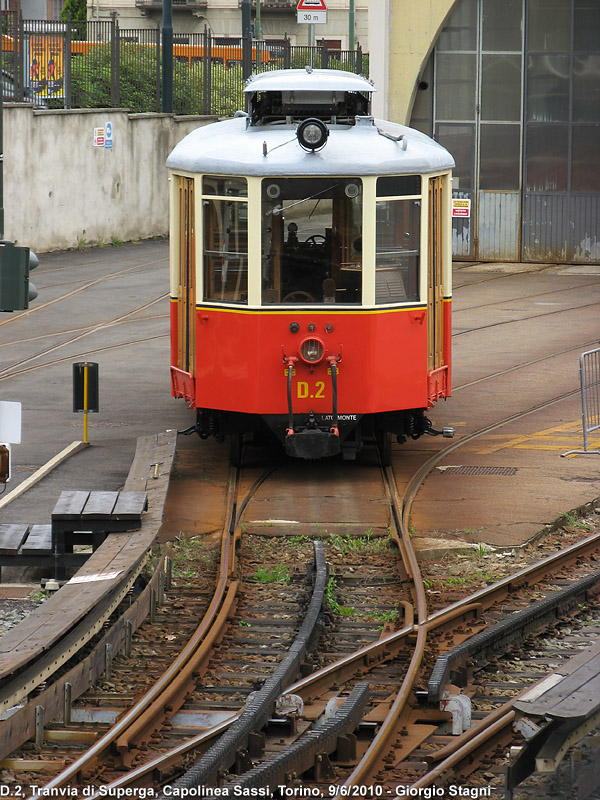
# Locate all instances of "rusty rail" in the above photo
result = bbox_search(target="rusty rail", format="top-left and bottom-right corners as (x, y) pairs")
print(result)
(158, 540), (329, 796)
(41, 464), (246, 792)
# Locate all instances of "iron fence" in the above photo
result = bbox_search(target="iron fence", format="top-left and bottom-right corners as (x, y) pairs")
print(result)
(1, 12), (367, 115)
(562, 347), (600, 457)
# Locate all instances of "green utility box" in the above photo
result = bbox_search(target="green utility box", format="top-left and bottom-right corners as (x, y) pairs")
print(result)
(0, 241), (31, 312)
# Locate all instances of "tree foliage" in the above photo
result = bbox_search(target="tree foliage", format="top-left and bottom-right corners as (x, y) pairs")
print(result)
(66, 42), (367, 115)
(60, 0), (87, 23)
(69, 45), (248, 114)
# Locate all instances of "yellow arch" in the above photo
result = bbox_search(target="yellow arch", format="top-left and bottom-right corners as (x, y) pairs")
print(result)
(371, 0), (458, 124)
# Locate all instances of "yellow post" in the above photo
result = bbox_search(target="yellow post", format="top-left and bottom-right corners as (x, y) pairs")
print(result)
(83, 363), (89, 444)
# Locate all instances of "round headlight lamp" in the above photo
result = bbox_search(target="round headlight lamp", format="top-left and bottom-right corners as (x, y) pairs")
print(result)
(297, 118), (329, 152)
(299, 336), (325, 364)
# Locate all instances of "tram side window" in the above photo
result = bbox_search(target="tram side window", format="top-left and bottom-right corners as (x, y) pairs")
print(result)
(261, 177), (362, 305)
(375, 199), (420, 304)
(202, 176), (248, 304)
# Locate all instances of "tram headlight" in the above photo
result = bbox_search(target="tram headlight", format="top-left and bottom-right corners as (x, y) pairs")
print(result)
(297, 118), (329, 152)
(299, 337), (325, 364)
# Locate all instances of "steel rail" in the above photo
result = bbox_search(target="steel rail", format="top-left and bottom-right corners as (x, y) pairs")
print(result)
(38, 465), (243, 793)
(115, 580), (240, 766)
(428, 529), (600, 624)
(339, 384), (600, 786)
(159, 539), (329, 796)
(45, 386), (599, 794)
(89, 605), (481, 796)
(0, 333), (170, 384)
(0, 311), (167, 350)
(452, 297), (600, 338)
(227, 682), (371, 793)
(454, 277), (600, 315)
(412, 561), (600, 788)
(38, 460), (279, 794)
(452, 336), (600, 392)
(0, 256), (167, 329)
(412, 710), (517, 789)
(88, 522), (599, 797)
(338, 458), (431, 787)
(0, 293), (169, 380)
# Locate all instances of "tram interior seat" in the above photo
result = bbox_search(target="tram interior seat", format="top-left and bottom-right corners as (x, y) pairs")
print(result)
(375, 268), (409, 303)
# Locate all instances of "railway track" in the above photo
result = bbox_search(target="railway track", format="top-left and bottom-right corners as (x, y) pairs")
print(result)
(0, 420), (595, 797)
(1, 248), (600, 795)
(0, 250), (167, 331)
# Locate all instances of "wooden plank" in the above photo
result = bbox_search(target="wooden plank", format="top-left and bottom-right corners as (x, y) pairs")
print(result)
(81, 491), (119, 518)
(550, 670), (600, 719)
(21, 525), (52, 555)
(112, 491), (148, 519)
(51, 491), (89, 520)
(516, 647), (600, 719)
(124, 435), (159, 493)
(0, 525), (29, 555)
(0, 431), (177, 677)
(0, 759), (66, 770)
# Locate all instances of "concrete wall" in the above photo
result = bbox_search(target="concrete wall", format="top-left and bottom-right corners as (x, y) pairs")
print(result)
(5, 106), (215, 253)
(370, 0), (456, 124)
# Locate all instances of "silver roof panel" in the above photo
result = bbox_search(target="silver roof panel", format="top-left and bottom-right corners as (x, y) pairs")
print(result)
(243, 68), (375, 95)
(167, 116), (455, 177)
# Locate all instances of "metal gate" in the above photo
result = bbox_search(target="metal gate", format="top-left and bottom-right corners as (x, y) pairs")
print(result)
(562, 348), (600, 457)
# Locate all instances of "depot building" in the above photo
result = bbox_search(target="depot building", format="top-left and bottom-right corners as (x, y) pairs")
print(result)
(371, 0), (600, 264)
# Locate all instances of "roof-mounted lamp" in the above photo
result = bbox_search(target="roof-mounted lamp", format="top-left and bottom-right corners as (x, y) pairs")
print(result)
(297, 118), (329, 152)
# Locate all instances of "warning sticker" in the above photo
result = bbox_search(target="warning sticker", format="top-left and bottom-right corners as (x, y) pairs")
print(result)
(68, 570), (122, 584)
(452, 198), (471, 218)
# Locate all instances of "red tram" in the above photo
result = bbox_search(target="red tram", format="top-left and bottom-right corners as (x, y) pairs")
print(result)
(167, 68), (455, 462)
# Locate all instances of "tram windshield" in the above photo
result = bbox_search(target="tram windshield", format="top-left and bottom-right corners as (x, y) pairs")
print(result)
(261, 178), (362, 304)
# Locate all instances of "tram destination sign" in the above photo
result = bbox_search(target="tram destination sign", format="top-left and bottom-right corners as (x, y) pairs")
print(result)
(297, 0), (327, 24)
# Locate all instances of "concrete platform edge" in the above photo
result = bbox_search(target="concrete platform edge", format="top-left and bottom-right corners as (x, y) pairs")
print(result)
(0, 441), (90, 511)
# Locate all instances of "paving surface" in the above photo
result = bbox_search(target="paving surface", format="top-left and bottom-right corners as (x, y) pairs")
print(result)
(1, 242), (599, 574)
(408, 260), (600, 548)
(0, 240), (191, 527)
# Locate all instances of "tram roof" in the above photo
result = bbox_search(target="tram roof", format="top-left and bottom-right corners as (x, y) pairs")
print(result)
(166, 115), (455, 177)
(243, 68), (375, 95)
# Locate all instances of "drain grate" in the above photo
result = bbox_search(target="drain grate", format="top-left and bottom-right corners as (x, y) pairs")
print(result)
(439, 465), (518, 476)
(0, 586), (35, 599)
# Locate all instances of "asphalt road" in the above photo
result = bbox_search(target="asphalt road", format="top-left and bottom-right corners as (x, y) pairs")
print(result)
(0, 238), (191, 526)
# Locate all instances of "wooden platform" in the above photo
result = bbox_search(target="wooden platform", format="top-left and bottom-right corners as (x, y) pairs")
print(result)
(0, 430), (177, 681)
(508, 639), (600, 786)
(51, 489), (148, 578)
(0, 524), (58, 577)
(0, 491), (148, 579)
(514, 638), (600, 722)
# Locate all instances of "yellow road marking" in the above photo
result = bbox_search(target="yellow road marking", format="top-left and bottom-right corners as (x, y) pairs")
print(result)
(475, 420), (600, 454)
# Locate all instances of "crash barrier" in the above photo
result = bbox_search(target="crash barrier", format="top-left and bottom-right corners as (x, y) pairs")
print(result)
(562, 347), (600, 457)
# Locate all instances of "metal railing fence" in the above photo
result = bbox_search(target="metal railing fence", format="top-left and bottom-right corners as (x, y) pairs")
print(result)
(1, 12), (367, 115)
(562, 347), (600, 456)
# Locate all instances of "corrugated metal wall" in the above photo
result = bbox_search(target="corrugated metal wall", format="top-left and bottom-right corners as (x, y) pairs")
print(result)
(478, 192), (520, 261)
(452, 190), (474, 257)
(413, 0), (600, 265)
(522, 195), (600, 263)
